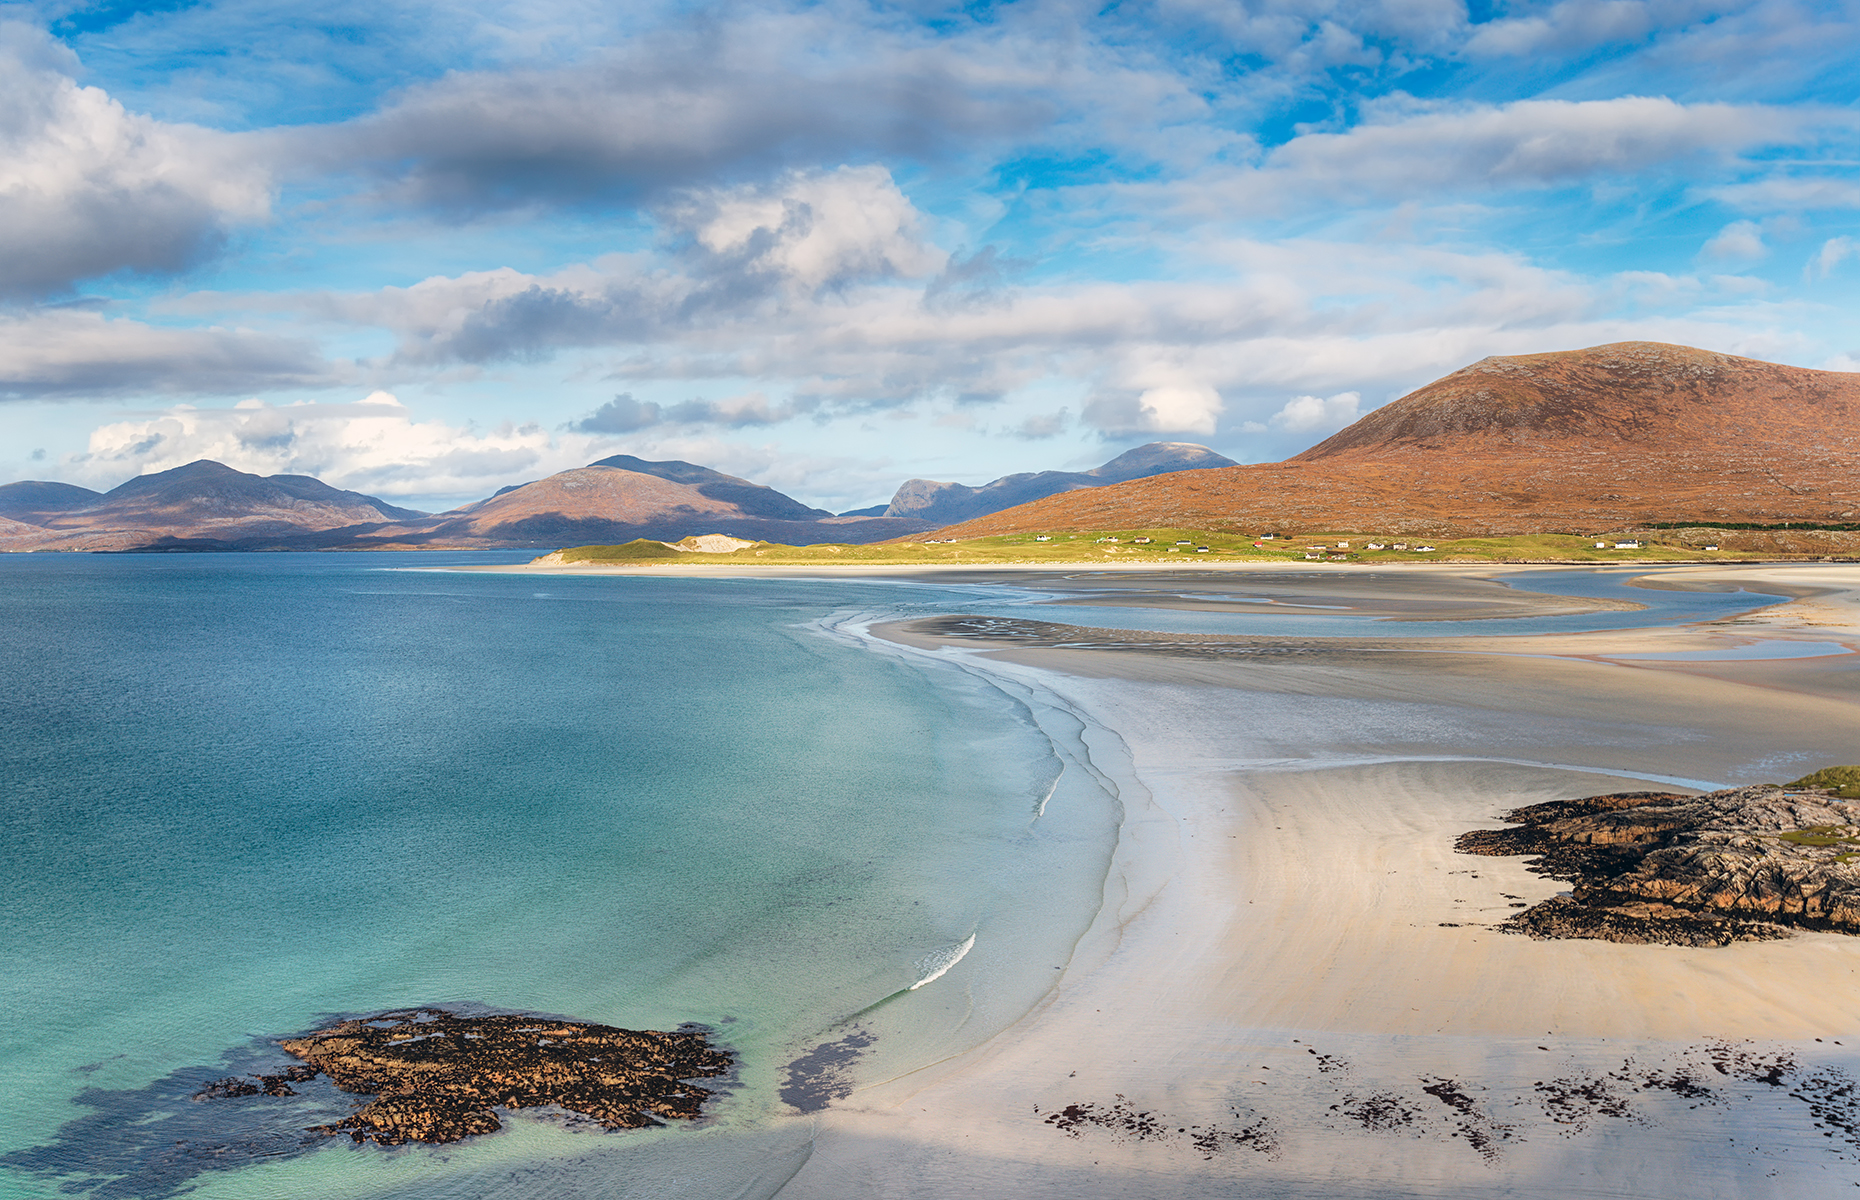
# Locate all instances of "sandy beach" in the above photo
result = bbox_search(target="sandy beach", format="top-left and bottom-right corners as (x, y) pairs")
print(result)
(463, 556), (1860, 1193)
(750, 562), (1860, 1198)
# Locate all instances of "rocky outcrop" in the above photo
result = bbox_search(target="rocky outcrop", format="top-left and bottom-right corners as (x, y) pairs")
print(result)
(194, 1008), (733, 1146)
(1456, 780), (1860, 946)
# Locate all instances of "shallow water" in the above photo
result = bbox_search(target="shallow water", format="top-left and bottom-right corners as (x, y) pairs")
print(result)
(1606, 639), (1853, 661)
(0, 553), (1120, 1200)
(949, 566), (1796, 637)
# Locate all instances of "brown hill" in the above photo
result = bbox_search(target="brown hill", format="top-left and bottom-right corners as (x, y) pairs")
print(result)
(930, 342), (1860, 539)
(342, 464), (931, 549)
(0, 460), (426, 551)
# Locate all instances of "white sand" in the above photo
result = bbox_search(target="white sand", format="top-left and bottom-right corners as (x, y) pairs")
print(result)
(773, 564), (1860, 1198)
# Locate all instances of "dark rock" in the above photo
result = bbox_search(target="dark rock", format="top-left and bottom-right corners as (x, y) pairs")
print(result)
(271, 1008), (731, 1146)
(1456, 782), (1860, 945)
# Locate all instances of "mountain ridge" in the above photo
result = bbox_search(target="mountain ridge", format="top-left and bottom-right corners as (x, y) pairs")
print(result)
(0, 442), (1236, 551)
(927, 342), (1860, 539)
(881, 442), (1237, 525)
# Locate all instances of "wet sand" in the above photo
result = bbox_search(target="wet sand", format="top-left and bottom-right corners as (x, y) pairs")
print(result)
(778, 564), (1860, 1198)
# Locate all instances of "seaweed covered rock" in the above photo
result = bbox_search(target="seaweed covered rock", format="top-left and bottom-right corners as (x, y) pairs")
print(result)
(273, 1008), (732, 1145)
(1456, 779), (1860, 946)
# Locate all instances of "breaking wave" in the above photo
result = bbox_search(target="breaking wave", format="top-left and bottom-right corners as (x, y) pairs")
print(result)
(909, 933), (976, 990)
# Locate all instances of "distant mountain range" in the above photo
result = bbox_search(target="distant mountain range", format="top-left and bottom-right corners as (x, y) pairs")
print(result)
(852, 442), (1237, 524)
(24, 340), (1848, 553)
(0, 443), (1230, 552)
(932, 342), (1860, 539)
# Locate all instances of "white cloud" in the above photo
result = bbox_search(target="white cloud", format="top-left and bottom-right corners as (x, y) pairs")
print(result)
(1701, 219), (1767, 262)
(1135, 380), (1224, 434)
(0, 308), (335, 398)
(666, 165), (947, 293)
(0, 22), (272, 298)
(1461, 0), (1708, 57)
(1269, 391), (1363, 433)
(294, 11), (1065, 213)
(1129, 96), (1834, 220)
(1268, 96), (1793, 192)
(72, 394), (591, 504)
(1807, 236), (1857, 280)
(1710, 177), (1860, 212)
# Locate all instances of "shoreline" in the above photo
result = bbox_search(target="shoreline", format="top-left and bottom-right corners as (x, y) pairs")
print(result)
(772, 564), (1860, 1197)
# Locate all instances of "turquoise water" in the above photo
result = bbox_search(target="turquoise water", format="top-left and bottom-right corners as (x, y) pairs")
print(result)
(0, 554), (1122, 1200)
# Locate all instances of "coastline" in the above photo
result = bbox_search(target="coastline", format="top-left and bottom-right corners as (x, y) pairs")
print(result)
(774, 564), (1860, 1197)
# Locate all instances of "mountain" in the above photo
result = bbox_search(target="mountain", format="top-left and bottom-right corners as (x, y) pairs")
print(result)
(879, 442), (1238, 525)
(926, 343), (1860, 538)
(0, 480), (104, 523)
(350, 460), (930, 548)
(0, 455), (932, 552)
(0, 460), (427, 551)
(586, 455), (829, 521)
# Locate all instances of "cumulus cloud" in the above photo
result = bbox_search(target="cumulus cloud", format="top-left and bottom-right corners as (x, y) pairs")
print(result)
(666, 165), (945, 295)
(288, 166), (947, 368)
(1702, 219), (1767, 262)
(1084, 369), (1224, 436)
(1268, 391), (1363, 433)
(72, 394), (587, 503)
(0, 22), (271, 298)
(0, 308), (336, 398)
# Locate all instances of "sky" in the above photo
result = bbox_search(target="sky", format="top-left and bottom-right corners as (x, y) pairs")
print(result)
(1, 0), (1858, 513)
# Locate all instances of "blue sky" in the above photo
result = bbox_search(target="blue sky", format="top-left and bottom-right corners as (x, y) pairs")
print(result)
(2, 0), (1857, 512)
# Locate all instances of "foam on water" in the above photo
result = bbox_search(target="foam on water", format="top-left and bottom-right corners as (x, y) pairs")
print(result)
(909, 934), (977, 990)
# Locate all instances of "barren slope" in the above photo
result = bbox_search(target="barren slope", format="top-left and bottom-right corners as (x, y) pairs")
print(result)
(931, 343), (1860, 538)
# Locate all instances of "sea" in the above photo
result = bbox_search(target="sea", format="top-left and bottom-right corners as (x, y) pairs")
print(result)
(0, 553), (1797, 1200)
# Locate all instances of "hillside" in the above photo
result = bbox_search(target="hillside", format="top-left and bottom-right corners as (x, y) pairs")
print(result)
(929, 343), (1860, 539)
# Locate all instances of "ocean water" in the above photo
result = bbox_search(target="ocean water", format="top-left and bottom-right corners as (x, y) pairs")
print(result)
(0, 554), (1124, 1200)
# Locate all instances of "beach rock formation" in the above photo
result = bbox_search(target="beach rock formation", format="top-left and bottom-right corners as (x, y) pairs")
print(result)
(197, 1008), (733, 1146)
(926, 342), (1860, 539)
(1456, 779), (1860, 946)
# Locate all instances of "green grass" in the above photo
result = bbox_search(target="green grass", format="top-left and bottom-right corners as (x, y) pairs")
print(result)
(1789, 767), (1860, 800)
(1776, 826), (1860, 847)
(543, 529), (1766, 568)
(554, 539), (685, 562)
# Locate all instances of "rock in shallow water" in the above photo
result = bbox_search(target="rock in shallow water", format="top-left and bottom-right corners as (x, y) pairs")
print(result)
(273, 1008), (732, 1146)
